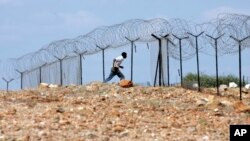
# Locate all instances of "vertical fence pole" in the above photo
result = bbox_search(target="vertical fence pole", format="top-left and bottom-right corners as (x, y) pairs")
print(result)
(96, 45), (110, 82)
(243, 75), (245, 86)
(39, 66), (42, 84)
(154, 57), (159, 86)
(187, 32), (204, 92)
(7, 81), (9, 91)
(131, 41), (134, 81)
(162, 34), (175, 86)
(125, 37), (140, 82)
(39, 63), (47, 84)
(74, 51), (87, 85)
(15, 70), (24, 89)
(230, 35), (250, 100)
(205, 34), (224, 95)
(79, 54), (83, 85)
(214, 39), (219, 95)
(2, 78), (14, 92)
(163, 34), (170, 86)
(239, 41), (242, 100)
(167, 40), (170, 86)
(147, 41), (160, 86)
(151, 34), (163, 86)
(59, 59), (63, 85)
(159, 38), (162, 86)
(102, 49), (105, 81)
(172, 35), (189, 87)
(54, 56), (67, 86)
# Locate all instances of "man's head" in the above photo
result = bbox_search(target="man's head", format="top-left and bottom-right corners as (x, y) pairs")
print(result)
(121, 52), (127, 58)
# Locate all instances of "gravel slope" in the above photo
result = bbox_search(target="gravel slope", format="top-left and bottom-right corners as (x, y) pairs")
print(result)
(0, 82), (250, 141)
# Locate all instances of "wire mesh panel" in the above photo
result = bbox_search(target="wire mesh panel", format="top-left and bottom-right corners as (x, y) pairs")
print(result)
(62, 56), (81, 85)
(41, 61), (61, 85)
(161, 40), (168, 85)
(22, 68), (40, 89)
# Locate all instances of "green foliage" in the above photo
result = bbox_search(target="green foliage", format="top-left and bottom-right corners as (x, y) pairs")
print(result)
(183, 73), (246, 88)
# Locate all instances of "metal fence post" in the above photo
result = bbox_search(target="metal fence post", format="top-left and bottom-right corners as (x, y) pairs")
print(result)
(2, 77), (14, 92)
(187, 31), (204, 92)
(15, 69), (24, 89)
(125, 37), (140, 82)
(172, 34), (189, 87)
(205, 34), (224, 95)
(39, 63), (47, 84)
(54, 56), (67, 86)
(151, 34), (164, 86)
(230, 35), (250, 100)
(74, 51), (87, 85)
(162, 34), (175, 86)
(96, 45), (110, 82)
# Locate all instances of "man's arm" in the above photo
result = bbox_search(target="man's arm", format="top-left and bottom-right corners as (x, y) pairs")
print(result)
(112, 59), (116, 67)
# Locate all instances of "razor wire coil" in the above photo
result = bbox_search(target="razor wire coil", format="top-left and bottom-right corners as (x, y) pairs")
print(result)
(0, 13), (250, 87)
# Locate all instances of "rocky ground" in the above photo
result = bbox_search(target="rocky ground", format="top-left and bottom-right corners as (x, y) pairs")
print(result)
(0, 82), (250, 141)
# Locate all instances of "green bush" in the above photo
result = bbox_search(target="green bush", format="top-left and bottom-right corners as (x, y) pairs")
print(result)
(183, 73), (246, 88)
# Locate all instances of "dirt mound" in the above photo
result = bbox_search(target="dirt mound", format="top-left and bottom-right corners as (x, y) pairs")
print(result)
(0, 82), (250, 140)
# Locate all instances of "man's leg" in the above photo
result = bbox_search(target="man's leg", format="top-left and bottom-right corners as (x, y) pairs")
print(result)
(117, 70), (125, 80)
(104, 70), (116, 83)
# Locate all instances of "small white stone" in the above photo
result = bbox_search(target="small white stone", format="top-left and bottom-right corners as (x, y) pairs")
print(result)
(49, 84), (59, 88)
(229, 82), (237, 88)
(219, 84), (228, 91)
(201, 135), (209, 141)
(78, 107), (84, 110)
(192, 83), (198, 88)
(245, 84), (250, 89)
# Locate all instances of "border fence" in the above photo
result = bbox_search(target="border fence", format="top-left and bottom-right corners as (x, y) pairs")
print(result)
(0, 13), (250, 100)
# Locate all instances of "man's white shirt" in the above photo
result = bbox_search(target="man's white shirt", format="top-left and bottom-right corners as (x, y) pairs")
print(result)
(114, 55), (124, 68)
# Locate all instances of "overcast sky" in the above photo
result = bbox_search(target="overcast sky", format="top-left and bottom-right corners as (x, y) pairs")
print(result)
(0, 0), (250, 89)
